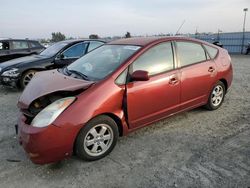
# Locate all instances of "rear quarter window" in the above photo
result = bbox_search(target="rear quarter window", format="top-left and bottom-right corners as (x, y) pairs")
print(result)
(30, 41), (41, 48)
(204, 44), (218, 59)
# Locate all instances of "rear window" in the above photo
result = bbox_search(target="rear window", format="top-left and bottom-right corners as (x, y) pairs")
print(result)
(12, 41), (29, 49)
(204, 44), (218, 59)
(30, 41), (41, 48)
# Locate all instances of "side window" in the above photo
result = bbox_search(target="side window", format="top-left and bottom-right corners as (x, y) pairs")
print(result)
(62, 42), (87, 58)
(204, 44), (218, 59)
(115, 68), (128, 85)
(87, 41), (104, 52)
(0, 41), (10, 50)
(176, 41), (207, 67)
(30, 41), (41, 48)
(12, 41), (29, 49)
(131, 42), (174, 76)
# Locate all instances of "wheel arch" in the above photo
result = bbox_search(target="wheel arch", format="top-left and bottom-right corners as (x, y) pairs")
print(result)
(20, 67), (46, 76)
(18, 68), (46, 87)
(219, 78), (228, 91)
(76, 113), (124, 137)
(101, 113), (124, 137)
(72, 112), (124, 155)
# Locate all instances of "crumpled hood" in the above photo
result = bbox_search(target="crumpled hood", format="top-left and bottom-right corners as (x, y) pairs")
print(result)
(17, 70), (94, 109)
(0, 55), (50, 70)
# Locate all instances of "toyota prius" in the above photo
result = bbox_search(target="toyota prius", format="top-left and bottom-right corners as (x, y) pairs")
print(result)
(17, 37), (233, 164)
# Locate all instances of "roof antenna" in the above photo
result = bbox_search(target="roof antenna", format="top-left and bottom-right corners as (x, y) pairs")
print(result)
(175, 20), (186, 35)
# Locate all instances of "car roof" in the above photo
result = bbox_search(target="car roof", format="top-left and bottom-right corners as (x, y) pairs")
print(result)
(0, 39), (39, 42)
(58, 39), (106, 44)
(0, 39), (106, 44)
(108, 36), (208, 47)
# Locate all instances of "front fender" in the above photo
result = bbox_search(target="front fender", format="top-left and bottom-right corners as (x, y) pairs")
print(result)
(53, 80), (129, 148)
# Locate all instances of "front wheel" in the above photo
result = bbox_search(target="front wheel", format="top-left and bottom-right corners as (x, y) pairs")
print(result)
(205, 81), (226, 110)
(20, 70), (37, 89)
(75, 115), (119, 161)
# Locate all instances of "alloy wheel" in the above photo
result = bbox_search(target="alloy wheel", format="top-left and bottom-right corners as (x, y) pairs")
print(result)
(211, 85), (224, 107)
(83, 124), (114, 157)
(23, 71), (36, 87)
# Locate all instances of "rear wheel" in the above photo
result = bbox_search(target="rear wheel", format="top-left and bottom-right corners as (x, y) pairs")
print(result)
(205, 81), (225, 110)
(75, 115), (119, 161)
(20, 70), (37, 89)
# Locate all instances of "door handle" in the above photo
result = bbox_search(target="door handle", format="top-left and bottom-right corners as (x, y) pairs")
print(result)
(208, 66), (215, 72)
(169, 76), (179, 85)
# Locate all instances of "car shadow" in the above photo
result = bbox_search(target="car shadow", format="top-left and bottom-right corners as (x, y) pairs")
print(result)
(190, 106), (207, 112)
(47, 161), (65, 170)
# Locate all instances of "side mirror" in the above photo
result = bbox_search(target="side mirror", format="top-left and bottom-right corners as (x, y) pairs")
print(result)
(58, 53), (65, 60)
(131, 70), (149, 81)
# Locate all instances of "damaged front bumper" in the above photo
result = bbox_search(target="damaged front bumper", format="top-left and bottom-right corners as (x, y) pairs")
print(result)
(17, 114), (74, 164)
(0, 76), (19, 87)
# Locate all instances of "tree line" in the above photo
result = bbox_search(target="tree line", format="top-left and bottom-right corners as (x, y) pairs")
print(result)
(41, 31), (132, 43)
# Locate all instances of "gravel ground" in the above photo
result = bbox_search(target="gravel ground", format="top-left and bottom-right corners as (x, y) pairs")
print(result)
(0, 55), (249, 188)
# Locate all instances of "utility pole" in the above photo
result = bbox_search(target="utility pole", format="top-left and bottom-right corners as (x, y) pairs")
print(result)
(241, 8), (248, 54)
(217, 29), (222, 41)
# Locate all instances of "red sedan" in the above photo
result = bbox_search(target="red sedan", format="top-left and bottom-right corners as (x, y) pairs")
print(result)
(17, 37), (233, 164)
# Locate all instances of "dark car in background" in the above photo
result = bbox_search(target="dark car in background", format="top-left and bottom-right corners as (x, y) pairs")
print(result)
(0, 39), (45, 63)
(0, 39), (105, 89)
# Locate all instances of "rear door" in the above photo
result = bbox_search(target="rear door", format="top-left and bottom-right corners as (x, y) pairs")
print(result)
(175, 41), (217, 110)
(126, 42), (181, 128)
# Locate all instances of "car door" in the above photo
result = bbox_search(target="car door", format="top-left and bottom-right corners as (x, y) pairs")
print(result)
(54, 42), (88, 68)
(175, 41), (217, 110)
(126, 42), (181, 128)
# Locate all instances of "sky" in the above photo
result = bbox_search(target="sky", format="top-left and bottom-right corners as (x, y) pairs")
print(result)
(0, 0), (249, 39)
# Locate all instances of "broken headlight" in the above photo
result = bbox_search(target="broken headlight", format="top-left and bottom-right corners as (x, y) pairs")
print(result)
(31, 97), (75, 128)
(1, 68), (20, 77)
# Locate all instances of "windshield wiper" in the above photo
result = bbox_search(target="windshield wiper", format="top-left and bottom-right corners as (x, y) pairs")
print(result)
(64, 67), (71, 76)
(66, 68), (90, 81)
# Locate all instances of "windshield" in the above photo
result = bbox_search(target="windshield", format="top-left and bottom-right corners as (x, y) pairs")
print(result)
(67, 44), (141, 81)
(40, 42), (68, 57)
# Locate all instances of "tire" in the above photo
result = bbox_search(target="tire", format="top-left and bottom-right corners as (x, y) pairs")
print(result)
(20, 70), (37, 89)
(205, 81), (226, 110)
(75, 115), (119, 161)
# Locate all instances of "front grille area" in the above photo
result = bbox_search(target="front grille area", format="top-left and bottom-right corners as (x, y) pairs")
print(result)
(21, 109), (35, 125)
(18, 89), (83, 125)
